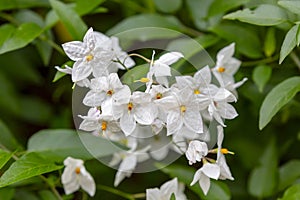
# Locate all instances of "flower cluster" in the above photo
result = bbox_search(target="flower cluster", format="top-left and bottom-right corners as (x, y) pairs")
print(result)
(57, 28), (247, 198)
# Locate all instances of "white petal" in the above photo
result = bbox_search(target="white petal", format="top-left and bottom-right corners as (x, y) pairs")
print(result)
(194, 65), (211, 86)
(83, 91), (106, 107)
(175, 76), (195, 89)
(83, 28), (96, 51)
(218, 154), (234, 180)
(64, 157), (83, 166)
(216, 43), (235, 64)
(72, 60), (92, 82)
(217, 125), (224, 148)
(109, 73), (123, 89)
(218, 103), (238, 119)
(157, 52), (184, 65)
(62, 41), (88, 61)
(134, 104), (156, 125)
(190, 168), (202, 186)
(79, 119), (99, 131)
(55, 65), (72, 74)
(63, 179), (80, 195)
(161, 178), (178, 199)
(199, 173), (211, 195)
(201, 163), (220, 180)
(146, 188), (161, 200)
(79, 169), (96, 196)
(120, 112), (136, 136)
(183, 109), (203, 133)
(61, 165), (76, 184)
(114, 170), (127, 187)
(113, 85), (131, 105)
(153, 63), (171, 77)
(156, 76), (169, 87)
(166, 111), (183, 136)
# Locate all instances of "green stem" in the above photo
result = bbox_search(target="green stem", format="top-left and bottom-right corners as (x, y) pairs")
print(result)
(132, 193), (146, 199)
(97, 184), (135, 200)
(241, 54), (279, 67)
(128, 53), (151, 63)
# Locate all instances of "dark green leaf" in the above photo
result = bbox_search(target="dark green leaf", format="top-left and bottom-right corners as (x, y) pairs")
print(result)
(248, 138), (278, 197)
(49, 0), (87, 40)
(264, 28), (276, 57)
(208, 0), (250, 16)
(279, 160), (300, 191)
(0, 152), (63, 188)
(252, 65), (272, 93)
(0, 120), (21, 151)
(0, 23), (43, 55)
(224, 4), (287, 26)
(153, 0), (182, 13)
(0, 149), (13, 170)
(28, 129), (122, 161)
(75, 0), (105, 15)
(279, 24), (299, 64)
(121, 64), (149, 91)
(38, 190), (57, 200)
(14, 190), (39, 200)
(278, 1), (300, 15)
(0, 0), (49, 11)
(259, 76), (300, 130)
(158, 164), (231, 200)
(210, 23), (262, 58)
(279, 184), (300, 200)
(0, 188), (14, 200)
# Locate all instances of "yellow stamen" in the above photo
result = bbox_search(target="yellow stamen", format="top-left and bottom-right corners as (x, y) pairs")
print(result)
(86, 54), (93, 62)
(75, 167), (81, 174)
(128, 102), (133, 111)
(156, 93), (162, 99)
(218, 67), (225, 73)
(194, 89), (200, 94)
(134, 77), (150, 83)
(221, 148), (235, 155)
(180, 105), (186, 113)
(101, 121), (107, 131)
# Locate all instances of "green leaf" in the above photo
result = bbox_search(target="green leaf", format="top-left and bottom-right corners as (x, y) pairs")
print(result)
(0, 149), (13, 170)
(0, 120), (21, 151)
(28, 129), (122, 161)
(0, 188), (15, 200)
(158, 164), (231, 200)
(49, 0), (87, 40)
(248, 138), (278, 198)
(279, 24), (299, 64)
(210, 23), (262, 58)
(0, 152), (63, 188)
(153, 0), (182, 13)
(278, 1), (300, 15)
(279, 184), (300, 200)
(224, 4), (287, 26)
(107, 14), (185, 36)
(259, 76), (300, 130)
(121, 64), (148, 91)
(0, 24), (15, 46)
(252, 65), (272, 93)
(264, 28), (276, 57)
(38, 190), (57, 200)
(14, 190), (39, 200)
(279, 160), (300, 191)
(0, 0), (49, 11)
(0, 23), (43, 55)
(186, 0), (221, 30)
(208, 0), (250, 16)
(75, 0), (105, 15)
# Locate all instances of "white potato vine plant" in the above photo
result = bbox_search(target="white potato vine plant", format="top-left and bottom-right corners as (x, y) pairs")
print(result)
(56, 28), (247, 199)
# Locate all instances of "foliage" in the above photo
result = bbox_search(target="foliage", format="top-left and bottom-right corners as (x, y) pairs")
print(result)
(0, 0), (299, 199)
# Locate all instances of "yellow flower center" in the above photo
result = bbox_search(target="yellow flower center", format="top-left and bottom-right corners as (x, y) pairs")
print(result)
(75, 167), (81, 174)
(180, 105), (186, 113)
(194, 89), (200, 94)
(86, 54), (94, 62)
(218, 67), (225, 73)
(101, 121), (107, 131)
(127, 102), (133, 111)
(156, 93), (162, 99)
(107, 90), (114, 96)
(221, 148), (235, 155)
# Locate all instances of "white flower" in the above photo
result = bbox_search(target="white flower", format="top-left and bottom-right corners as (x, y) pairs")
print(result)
(186, 140), (208, 165)
(212, 43), (241, 87)
(110, 146), (150, 186)
(83, 73), (131, 107)
(112, 91), (158, 136)
(146, 178), (187, 200)
(190, 162), (220, 195)
(156, 87), (203, 136)
(61, 157), (96, 196)
(62, 28), (114, 82)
